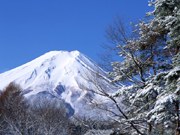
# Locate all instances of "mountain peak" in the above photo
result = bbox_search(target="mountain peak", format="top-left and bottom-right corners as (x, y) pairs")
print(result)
(34, 50), (81, 63)
(0, 50), (102, 92)
(43, 50), (80, 57)
(0, 50), (111, 119)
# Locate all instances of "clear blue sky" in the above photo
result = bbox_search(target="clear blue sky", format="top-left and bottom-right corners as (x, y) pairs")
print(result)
(0, 0), (151, 73)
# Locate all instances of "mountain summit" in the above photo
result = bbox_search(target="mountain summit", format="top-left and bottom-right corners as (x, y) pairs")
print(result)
(0, 51), (102, 89)
(0, 50), (113, 118)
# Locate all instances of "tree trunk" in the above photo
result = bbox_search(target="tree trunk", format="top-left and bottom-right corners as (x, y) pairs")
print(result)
(175, 46), (179, 55)
(175, 100), (180, 135)
(148, 122), (152, 135)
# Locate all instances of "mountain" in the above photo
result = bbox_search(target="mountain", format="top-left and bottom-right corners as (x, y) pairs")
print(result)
(0, 50), (115, 119)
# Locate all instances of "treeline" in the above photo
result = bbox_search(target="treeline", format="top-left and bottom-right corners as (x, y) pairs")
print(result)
(0, 83), (70, 135)
(0, 83), (118, 135)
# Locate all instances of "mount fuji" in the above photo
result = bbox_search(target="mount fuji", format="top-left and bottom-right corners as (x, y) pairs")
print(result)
(0, 50), (116, 119)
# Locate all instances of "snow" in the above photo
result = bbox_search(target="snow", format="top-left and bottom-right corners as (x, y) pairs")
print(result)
(0, 50), (98, 90)
(85, 129), (113, 135)
(164, 66), (180, 84)
(0, 50), (115, 119)
(131, 66), (180, 129)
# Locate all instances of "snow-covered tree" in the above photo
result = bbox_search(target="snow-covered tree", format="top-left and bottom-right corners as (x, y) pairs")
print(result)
(84, 129), (113, 135)
(101, 1), (180, 134)
(108, 0), (180, 86)
(137, 21), (172, 74)
(149, 0), (180, 54)
(131, 66), (180, 134)
(107, 19), (173, 85)
(107, 20), (149, 84)
(173, 52), (180, 67)
(30, 100), (70, 135)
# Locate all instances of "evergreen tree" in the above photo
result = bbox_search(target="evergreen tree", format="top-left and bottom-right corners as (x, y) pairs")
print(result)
(150, 0), (180, 54)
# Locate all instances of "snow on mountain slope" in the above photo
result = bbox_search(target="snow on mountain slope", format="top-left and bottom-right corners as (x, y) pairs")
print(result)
(0, 50), (115, 119)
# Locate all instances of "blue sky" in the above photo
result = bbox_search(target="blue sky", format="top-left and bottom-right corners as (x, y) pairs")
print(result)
(0, 0), (151, 73)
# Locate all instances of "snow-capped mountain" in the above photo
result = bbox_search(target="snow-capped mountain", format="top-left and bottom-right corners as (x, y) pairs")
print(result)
(0, 50), (115, 119)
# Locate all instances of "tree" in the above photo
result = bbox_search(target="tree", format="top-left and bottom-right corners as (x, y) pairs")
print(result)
(131, 66), (180, 135)
(106, 19), (148, 84)
(149, 0), (180, 54)
(173, 52), (180, 67)
(0, 83), (33, 135)
(80, 71), (145, 135)
(0, 83), (71, 135)
(106, 18), (173, 86)
(30, 99), (70, 135)
(136, 21), (172, 74)
(84, 129), (114, 135)
(98, 0), (180, 134)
